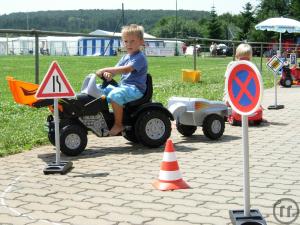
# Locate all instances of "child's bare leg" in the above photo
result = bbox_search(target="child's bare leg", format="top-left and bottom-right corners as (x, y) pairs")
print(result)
(110, 101), (124, 136)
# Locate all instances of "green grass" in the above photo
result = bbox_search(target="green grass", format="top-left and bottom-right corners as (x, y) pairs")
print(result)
(0, 55), (274, 156)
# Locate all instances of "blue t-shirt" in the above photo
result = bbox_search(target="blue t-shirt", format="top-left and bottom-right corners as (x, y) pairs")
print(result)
(116, 51), (148, 93)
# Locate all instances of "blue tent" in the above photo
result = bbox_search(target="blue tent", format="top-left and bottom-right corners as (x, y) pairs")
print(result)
(79, 37), (120, 56)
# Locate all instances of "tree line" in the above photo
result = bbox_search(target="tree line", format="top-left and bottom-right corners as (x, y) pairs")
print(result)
(0, 0), (299, 43)
(0, 9), (209, 35)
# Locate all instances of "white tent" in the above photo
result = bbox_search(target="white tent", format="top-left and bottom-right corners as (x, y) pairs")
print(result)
(43, 36), (82, 56)
(0, 37), (8, 55)
(90, 29), (186, 57)
(7, 36), (36, 55)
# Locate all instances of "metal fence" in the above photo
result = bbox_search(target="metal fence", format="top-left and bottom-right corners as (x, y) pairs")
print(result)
(0, 29), (298, 84)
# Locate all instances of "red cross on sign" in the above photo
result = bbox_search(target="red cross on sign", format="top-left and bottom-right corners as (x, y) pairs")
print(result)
(225, 60), (263, 115)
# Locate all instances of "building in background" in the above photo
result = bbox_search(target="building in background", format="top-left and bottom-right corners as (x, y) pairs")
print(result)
(0, 29), (185, 56)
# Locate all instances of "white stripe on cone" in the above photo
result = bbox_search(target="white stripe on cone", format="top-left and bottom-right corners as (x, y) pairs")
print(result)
(158, 170), (182, 181)
(162, 152), (177, 162)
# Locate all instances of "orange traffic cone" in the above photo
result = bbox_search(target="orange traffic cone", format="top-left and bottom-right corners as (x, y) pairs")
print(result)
(153, 139), (190, 191)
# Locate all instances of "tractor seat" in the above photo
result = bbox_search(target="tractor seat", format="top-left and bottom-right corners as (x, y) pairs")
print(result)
(125, 74), (153, 108)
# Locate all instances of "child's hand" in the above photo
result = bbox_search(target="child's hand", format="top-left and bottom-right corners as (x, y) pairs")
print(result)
(96, 69), (104, 77)
(102, 72), (113, 81)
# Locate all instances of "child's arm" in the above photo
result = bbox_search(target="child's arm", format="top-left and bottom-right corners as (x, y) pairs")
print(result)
(96, 65), (134, 77)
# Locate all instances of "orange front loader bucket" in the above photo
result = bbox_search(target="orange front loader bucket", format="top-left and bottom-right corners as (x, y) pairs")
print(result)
(6, 76), (39, 106)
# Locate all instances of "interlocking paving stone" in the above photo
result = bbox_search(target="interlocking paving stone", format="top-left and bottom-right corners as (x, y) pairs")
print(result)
(1, 86), (300, 224)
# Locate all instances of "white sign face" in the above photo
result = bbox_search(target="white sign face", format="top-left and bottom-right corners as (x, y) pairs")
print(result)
(266, 55), (284, 74)
(35, 61), (75, 99)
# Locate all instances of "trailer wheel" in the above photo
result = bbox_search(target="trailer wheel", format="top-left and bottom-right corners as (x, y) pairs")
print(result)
(176, 120), (197, 136)
(202, 114), (225, 140)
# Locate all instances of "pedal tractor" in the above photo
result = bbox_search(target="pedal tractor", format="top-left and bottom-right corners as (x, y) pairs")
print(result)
(280, 63), (300, 88)
(7, 74), (173, 156)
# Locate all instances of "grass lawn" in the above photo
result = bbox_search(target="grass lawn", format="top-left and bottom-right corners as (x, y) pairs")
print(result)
(0, 55), (274, 156)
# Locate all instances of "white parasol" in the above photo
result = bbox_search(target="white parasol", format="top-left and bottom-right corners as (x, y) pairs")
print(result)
(255, 17), (300, 109)
(255, 17), (300, 53)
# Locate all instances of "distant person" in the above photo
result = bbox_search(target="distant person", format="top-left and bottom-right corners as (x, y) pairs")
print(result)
(210, 42), (217, 56)
(96, 24), (147, 136)
(182, 43), (187, 55)
(196, 44), (201, 57)
(223, 43), (252, 104)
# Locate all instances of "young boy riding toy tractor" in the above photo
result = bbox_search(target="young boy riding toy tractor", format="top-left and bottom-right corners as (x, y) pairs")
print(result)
(7, 73), (173, 156)
(7, 24), (173, 156)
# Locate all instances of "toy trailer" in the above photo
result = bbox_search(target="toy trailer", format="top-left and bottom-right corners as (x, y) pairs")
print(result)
(168, 97), (228, 139)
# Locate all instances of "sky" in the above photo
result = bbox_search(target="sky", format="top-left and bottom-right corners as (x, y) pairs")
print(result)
(0, 0), (260, 15)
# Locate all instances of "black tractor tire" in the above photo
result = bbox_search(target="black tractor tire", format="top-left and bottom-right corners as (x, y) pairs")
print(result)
(279, 78), (284, 86)
(135, 110), (171, 148)
(283, 78), (292, 88)
(176, 120), (197, 136)
(252, 120), (262, 126)
(48, 132), (55, 146)
(60, 125), (88, 156)
(202, 114), (225, 140)
(122, 129), (139, 143)
(228, 116), (241, 126)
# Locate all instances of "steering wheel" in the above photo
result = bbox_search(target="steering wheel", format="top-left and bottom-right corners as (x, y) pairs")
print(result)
(100, 76), (118, 89)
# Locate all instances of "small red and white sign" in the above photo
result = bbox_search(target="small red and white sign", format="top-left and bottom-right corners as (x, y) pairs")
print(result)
(35, 61), (75, 99)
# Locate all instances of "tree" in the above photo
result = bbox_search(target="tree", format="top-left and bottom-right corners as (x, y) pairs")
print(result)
(150, 17), (203, 39)
(254, 0), (295, 43)
(257, 0), (291, 19)
(237, 2), (255, 41)
(218, 13), (240, 40)
(207, 6), (222, 39)
(290, 0), (300, 20)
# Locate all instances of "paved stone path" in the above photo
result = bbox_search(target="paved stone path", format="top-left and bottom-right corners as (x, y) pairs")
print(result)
(0, 85), (300, 225)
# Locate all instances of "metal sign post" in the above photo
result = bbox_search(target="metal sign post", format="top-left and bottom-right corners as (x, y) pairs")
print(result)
(35, 61), (75, 175)
(54, 99), (61, 165)
(266, 55), (284, 110)
(225, 61), (266, 225)
(242, 115), (250, 217)
(42, 98), (73, 175)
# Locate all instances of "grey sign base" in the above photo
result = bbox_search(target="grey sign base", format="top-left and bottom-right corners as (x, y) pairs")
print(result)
(268, 104), (284, 110)
(229, 209), (267, 225)
(43, 161), (73, 175)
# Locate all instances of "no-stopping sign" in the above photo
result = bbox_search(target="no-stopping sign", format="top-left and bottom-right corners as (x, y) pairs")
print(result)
(225, 60), (263, 115)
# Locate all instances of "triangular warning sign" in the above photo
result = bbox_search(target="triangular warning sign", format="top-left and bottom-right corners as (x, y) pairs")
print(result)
(35, 61), (75, 99)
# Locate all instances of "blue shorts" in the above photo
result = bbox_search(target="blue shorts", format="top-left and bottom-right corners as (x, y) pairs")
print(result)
(102, 84), (143, 106)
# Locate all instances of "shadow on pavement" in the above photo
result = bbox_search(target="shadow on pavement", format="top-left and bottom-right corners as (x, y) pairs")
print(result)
(37, 142), (199, 163)
(264, 121), (289, 126)
(176, 134), (241, 145)
(71, 171), (110, 178)
(225, 119), (288, 129)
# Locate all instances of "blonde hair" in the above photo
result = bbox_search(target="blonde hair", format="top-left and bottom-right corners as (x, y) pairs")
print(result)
(121, 24), (144, 40)
(235, 43), (252, 60)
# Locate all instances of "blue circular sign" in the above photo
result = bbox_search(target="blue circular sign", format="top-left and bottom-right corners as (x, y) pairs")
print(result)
(225, 61), (263, 115)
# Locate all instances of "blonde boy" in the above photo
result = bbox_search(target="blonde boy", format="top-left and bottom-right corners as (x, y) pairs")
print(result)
(96, 24), (147, 136)
(235, 43), (252, 61)
(223, 43), (253, 103)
